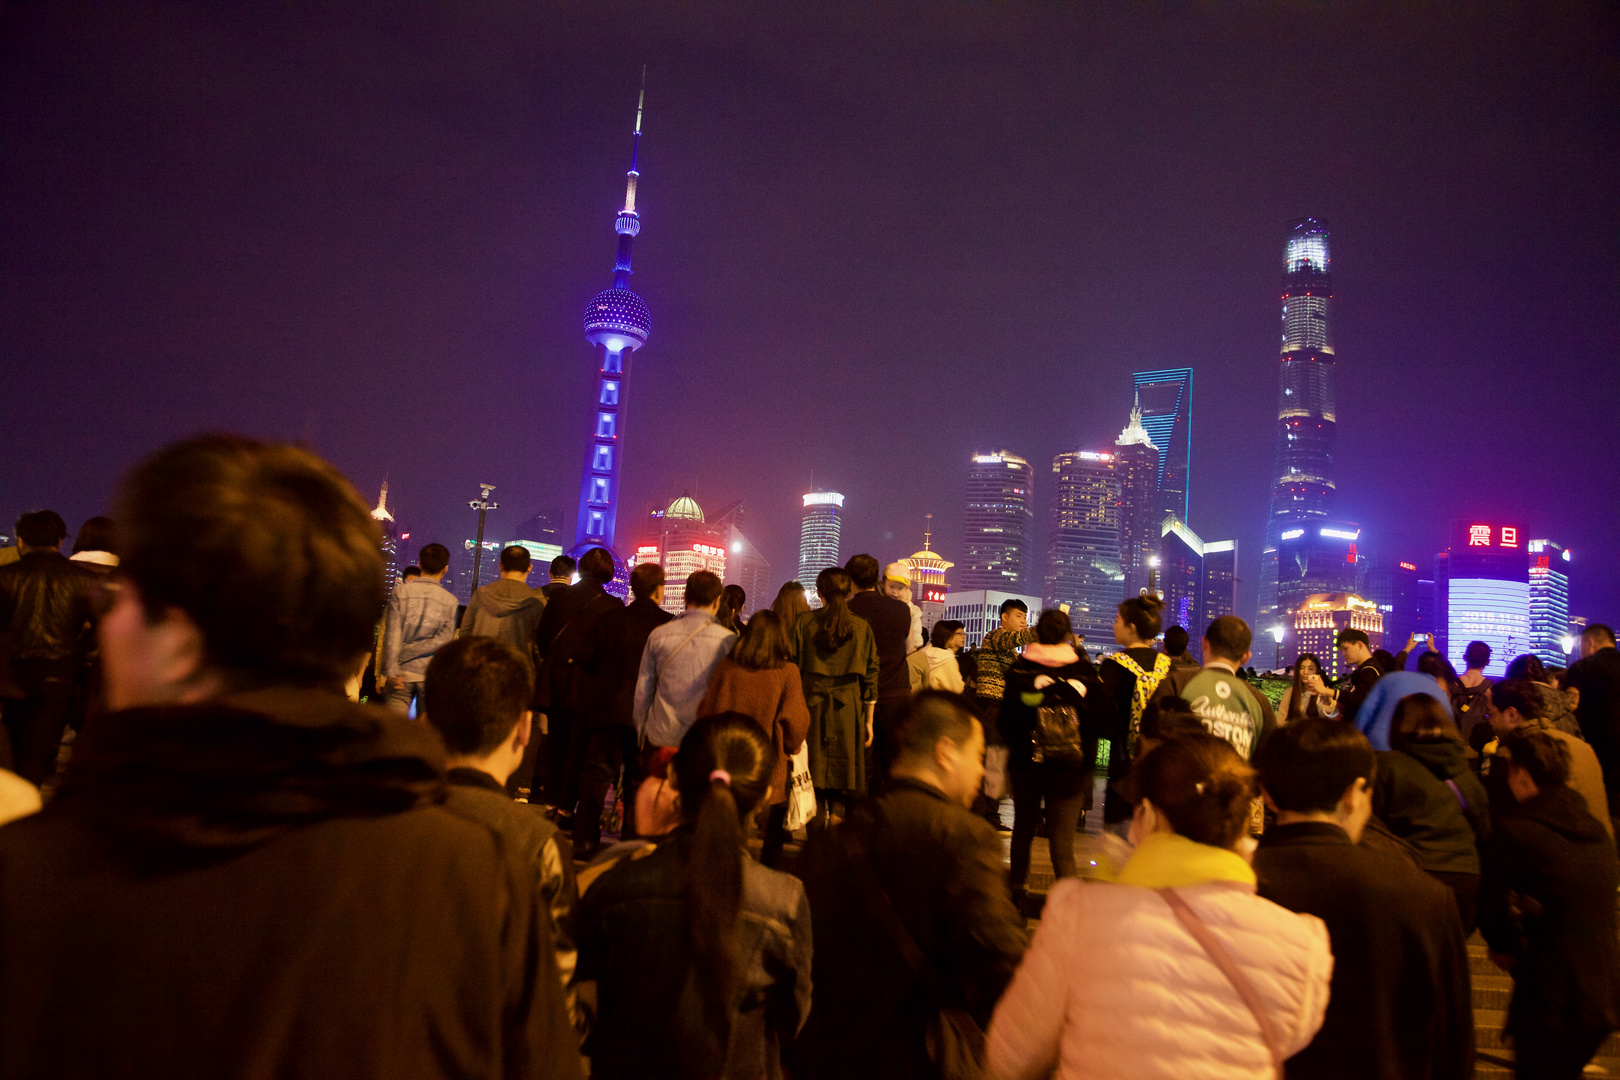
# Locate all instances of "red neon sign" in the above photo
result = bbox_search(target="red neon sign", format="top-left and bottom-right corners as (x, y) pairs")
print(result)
(1398, 562), (1416, 571)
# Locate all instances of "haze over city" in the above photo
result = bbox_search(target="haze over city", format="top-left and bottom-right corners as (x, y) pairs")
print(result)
(3, 2), (1617, 623)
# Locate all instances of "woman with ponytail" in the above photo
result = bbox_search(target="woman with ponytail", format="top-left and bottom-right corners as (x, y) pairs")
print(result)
(988, 732), (1333, 1080)
(794, 567), (879, 819)
(576, 714), (812, 1080)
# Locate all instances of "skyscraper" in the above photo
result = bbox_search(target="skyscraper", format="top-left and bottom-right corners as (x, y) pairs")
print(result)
(631, 495), (727, 613)
(1159, 515), (1205, 647)
(710, 500), (771, 619)
(370, 481), (399, 601)
(797, 492), (844, 598)
(960, 451), (1034, 592)
(1044, 450), (1122, 652)
(570, 81), (652, 577)
(1364, 555), (1421, 655)
(1202, 540), (1239, 625)
(1114, 398), (1160, 600)
(1132, 368), (1193, 522)
(1529, 539), (1572, 667)
(1260, 218), (1353, 626)
(1442, 521), (1531, 677)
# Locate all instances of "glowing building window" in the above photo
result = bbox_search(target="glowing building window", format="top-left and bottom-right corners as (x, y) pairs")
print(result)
(599, 380), (620, 406)
(603, 352), (622, 374)
(586, 511), (605, 537)
(590, 477), (610, 505)
(596, 411), (617, 438)
(592, 445), (613, 472)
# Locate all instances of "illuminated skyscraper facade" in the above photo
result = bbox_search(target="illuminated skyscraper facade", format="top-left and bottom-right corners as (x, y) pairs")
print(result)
(1261, 218), (1347, 625)
(797, 492), (844, 598)
(1114, 399), (1160, 600)
(961, 451), (1034, 592)
(631, 495), (727, 614)
(1202, 540), (1239, 625)
(1529, 539), (1572, 667)
(370, 481), (399, 602)
(1441, 521), (1531, 677)
(571, 83), (652, 581)
(1159, 515), (1205, 648)
(1132, 369), (1193, 522)
(1044, 450), (1122, 652)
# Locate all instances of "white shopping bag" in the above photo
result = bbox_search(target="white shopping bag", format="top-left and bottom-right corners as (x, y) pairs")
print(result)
(782, 744), (817, 832)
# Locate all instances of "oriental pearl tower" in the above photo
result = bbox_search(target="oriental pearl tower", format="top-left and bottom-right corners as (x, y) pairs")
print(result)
(569, 78), (652, 589)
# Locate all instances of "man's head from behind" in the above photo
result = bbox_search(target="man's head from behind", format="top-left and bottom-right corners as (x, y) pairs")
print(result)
(1463, 639), (1492, 672)
(549, 554), (577, 582)
(685, 570), (723, 611)
(578, 547), (615, 584)
(1255, 718), (1375, 841)
(101, 435), (384, 709)
(498, 545), (531, 577)
(1581, 624), (1616, 659)
(1335, 627), (1372, 666)
(1163, 625), (1190, 658)
(417, 543), (450, 577)
(889, 691), (984, 807)
(14, 510), (67, 552)
(630, 562), (665, 602)
(844, 553), (881, 591)
(424, 636), (534, 781)
(1202, 616), (1252, 666)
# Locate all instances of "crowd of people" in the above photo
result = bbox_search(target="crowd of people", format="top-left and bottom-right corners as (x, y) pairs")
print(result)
(0, 434), (1615, 1079)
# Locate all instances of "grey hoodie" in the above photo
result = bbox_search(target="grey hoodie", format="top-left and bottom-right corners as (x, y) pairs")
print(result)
(459, 577), (545, 653)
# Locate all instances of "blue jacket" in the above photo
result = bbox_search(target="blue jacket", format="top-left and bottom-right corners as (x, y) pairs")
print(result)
(382, 578), (459, 678)
(1357, 671), (1451, 751)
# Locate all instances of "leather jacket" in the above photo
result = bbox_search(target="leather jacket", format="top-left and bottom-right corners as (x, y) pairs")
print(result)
(0, 551), (97, 664)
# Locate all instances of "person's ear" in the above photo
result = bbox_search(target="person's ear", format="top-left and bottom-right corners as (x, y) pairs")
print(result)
(513, 711), (533, 751)
(934, 734), (959, 772)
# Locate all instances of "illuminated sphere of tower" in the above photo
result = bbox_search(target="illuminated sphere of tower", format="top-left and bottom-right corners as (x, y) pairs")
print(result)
(583, 287), (651, 354)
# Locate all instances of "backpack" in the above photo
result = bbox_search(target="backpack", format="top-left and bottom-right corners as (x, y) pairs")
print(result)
(1112, 651), (1172, 757)
(1017, 670), (1090, 765)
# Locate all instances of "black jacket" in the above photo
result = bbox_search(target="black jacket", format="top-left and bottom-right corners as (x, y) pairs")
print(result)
(1478, 784), (1620, 1038)
(847, 590), (913, 704)
(997, 648), (1105, 769)
(1254, 822), (1474, 1080)
(594, 597), (674, 730)
(0, 687), (580, 1080)
(1373, 740), (1490, 875)
(533, 579), (617, 713)
(792, 779), (1028, 1080)
(1337, 658), (1383, 724)
(1568, 645), (1620, 817)
(0, 550), (97, 667)
(577, 828), (812, 1080)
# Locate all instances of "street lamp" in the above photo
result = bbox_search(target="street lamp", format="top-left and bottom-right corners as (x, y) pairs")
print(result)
(1561, 633), (1578, 660)
(1269, 625), (1286, 671)
(467, 483), (498, 596)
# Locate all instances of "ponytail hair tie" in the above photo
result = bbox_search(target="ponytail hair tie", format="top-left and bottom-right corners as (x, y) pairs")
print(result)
(709, 769), (732, 786)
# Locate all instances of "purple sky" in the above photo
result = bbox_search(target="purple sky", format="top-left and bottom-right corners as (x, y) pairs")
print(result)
(3, 3), (1617, 625)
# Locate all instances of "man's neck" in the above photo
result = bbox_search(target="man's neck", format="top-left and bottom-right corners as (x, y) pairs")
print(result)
(1205, 657), (1239, 673)
(499, 571), (529, 582)
(887, 763), (945, 797)
(443, 755), (506, 785)
(1274, 811), (1347, 832)
(421, 571), (446, 583)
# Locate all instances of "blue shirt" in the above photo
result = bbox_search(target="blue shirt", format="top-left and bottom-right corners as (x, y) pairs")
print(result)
(1355, 671), (1451, 751)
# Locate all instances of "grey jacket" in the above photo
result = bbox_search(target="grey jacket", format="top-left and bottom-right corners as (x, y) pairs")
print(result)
(381, 578), (459, 679)
(459, 578), (546, 654)
(633, 611), (736, 748)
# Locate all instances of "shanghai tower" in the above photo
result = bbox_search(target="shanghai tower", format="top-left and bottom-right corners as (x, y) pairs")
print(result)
(570, 80), (652, 574)
(1260, 217), (1358, 626)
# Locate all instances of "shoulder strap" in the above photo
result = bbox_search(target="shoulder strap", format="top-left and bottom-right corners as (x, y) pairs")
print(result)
(1443, 778), (1470, 812)
(1113, 652), (1147, 678)
(1158, 887), (1283, 1078)
(543, 591), (610, 655)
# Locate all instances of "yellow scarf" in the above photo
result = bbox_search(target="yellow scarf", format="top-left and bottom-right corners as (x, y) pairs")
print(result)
(1115, 831), (1256, 889)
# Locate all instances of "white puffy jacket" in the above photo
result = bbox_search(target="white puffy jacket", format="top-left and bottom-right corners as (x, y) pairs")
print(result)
(987, 878), (1332, 1080)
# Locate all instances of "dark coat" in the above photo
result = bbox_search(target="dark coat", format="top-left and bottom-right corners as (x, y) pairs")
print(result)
(0, 549), (97, 667)
(1254, 822), (1474, 1080)
(697, 659), (812, 806)
(0, 688), (580, 1080)
(1568, 645), (1620, 818)
(792, 779), (1028, 1080)
(576, 829), (812, 1080)
(848, 590), (914, 704)
(1337, 658), (1384, 725)
(998, 647), (1105, 770)
(1478, 784), (1620, 1040)
(594, 597), (674, 730)
(533, 579), (618, 713)
(1373, 740), (1490, 875)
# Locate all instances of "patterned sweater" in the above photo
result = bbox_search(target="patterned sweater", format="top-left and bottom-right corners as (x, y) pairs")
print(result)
(975, 626), (1039, 702)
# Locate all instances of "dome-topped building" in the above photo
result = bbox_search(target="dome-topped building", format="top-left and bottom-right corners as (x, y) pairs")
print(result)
(903, 516), (954, 598)
(632, 493), (728, 613)
(664, 494), (704, 523)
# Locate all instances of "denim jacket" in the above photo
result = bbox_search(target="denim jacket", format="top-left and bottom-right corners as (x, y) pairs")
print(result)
(633, 611), (736, 748)
(381, 578), (459, 679)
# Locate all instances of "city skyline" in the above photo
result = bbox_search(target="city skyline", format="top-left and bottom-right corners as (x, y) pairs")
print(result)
(3, 5), (1616, 629)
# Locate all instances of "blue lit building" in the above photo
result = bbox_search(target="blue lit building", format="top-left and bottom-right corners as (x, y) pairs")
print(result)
(798, 492), (845, 601)
(570, 83), (653, 586)
(1441, 521), (1531, 677)
(1260, 218), (1355, 625)
(1132, 368), (1193, 523)
(1529, 539), (1572, 667)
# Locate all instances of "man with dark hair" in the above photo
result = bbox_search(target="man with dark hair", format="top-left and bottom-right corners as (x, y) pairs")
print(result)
(0, 509), (98, 784)
(381, 541), (457, 716)
(1254, 719), (1474, 1080)
(972, 597), (1039, 827)
(1568, 623), (1620, 831)
(634, 570), (735, 751)
(543, 555), (577, 601)
(1296, 627), (1382, 726)
(1488, 678), (1610, 838)
(460, 545), (546, 654)
(575, 562), (672, 854)
(425, 636), (578, 1020)
(794, 692), (1027, 1079)
(1162, 624), (1198, 670)
(1449, 639), (1495, 743)
(531, 546), (618, 820)
(1151, 615), (1276, 760)
(0, 435), (579, 1079)
(845, 553), (913, 791)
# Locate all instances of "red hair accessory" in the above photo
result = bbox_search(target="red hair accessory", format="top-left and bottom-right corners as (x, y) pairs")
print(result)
(709, 769), (732, 786)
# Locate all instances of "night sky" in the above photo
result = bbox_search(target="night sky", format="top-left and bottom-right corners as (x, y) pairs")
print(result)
(4, 3), (1617, 626)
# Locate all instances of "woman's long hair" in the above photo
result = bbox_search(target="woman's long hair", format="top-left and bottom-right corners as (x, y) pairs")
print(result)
(812, 567), (855, 653)
(771, 580), (811, 628)
(716, 584), (748, 634)
(673, 714), (773, 1058)
(732, 609), (792, 671)
(1288, 653), (1324, 721)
